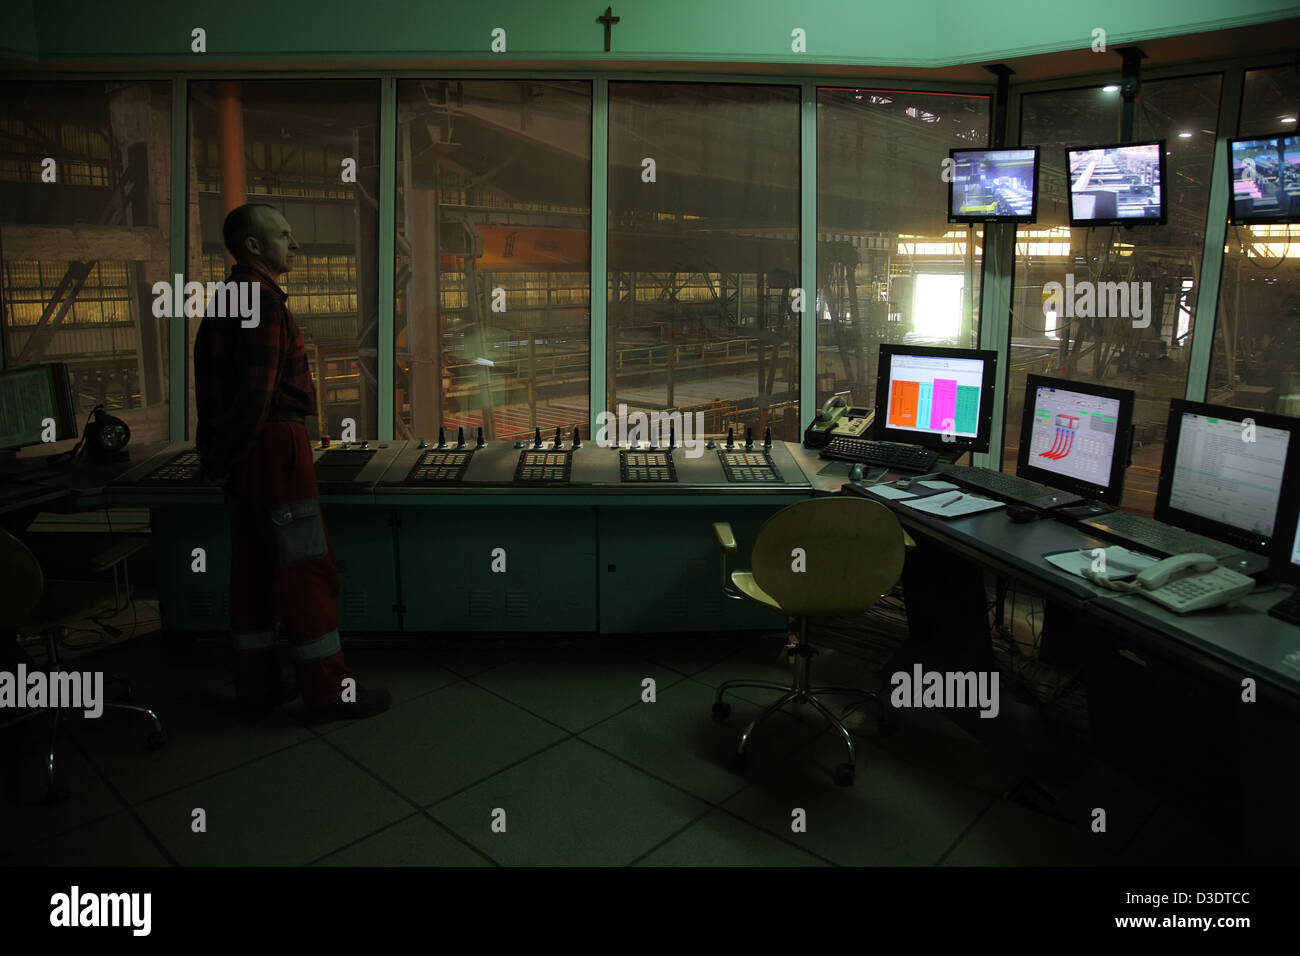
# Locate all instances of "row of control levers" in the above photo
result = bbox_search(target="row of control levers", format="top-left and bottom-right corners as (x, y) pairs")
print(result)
(607, 425), (771, 452)
(377, 424), (776, 452)
(514, 427), (583, 450)
(419, 426), (487, 450)
(712, 427), (773, 452)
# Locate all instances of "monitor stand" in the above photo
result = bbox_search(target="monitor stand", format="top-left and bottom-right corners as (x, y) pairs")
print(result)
(1052, 499), (1113, 521)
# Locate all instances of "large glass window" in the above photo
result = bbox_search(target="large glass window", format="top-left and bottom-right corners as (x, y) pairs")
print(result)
(608, 83), (799, 440)
(816, 89), (990, 412)
(1, 81), (173, 452)
(1012, 76), (1222, 515)
(186, 80), (380, 440)
(394, 80), (591, 442)
(1211, 66), (1300, 417)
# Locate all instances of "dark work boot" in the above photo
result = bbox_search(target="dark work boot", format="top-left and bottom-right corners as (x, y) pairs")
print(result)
(303, 685), (392, 724)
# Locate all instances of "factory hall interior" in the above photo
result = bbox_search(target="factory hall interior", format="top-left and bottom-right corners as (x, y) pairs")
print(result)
(4, 0), (1300, 871)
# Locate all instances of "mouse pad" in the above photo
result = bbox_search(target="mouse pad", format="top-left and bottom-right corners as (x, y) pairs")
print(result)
(816, 461), (852, 477)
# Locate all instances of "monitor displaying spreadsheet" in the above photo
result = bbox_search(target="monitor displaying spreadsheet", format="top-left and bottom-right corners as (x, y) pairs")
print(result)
(1156, 401), (1294, 553)
(873, 345), (997, 454)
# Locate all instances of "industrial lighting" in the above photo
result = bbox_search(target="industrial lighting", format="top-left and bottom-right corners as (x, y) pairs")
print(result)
(1282, 116), (1297, 124)
(1102, 85), (1120, 93)
(1178, 131), (1193, 138)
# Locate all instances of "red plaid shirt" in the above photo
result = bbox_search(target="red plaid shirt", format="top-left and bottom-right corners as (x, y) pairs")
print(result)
(194, 264), (317, 480)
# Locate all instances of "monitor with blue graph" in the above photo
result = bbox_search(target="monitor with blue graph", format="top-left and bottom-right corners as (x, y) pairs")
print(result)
(1015, 374), (1135, 505)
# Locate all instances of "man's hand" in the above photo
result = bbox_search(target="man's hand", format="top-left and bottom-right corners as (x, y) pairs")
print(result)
(199, 456), (231, 487)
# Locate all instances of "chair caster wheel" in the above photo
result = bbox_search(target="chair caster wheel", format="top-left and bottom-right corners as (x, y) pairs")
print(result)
(834, 763), (855, 787)
(44, 784), (70, 806)
(711, 701), (730, 722)
(147, 730), (168, 751)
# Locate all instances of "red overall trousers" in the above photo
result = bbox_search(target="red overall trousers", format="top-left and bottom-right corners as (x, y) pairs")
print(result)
(224, 420), (353, 710)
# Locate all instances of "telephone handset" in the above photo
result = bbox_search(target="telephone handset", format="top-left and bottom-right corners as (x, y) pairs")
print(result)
(1084, 552), (1255, 613)
(804, 394), (874, 448)
(1136, 553), (1218, 589)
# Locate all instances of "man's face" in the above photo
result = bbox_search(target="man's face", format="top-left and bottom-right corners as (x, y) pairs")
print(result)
(246, 209), (299, 276)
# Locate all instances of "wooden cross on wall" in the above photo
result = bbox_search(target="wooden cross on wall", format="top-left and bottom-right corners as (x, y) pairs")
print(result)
(597, 6), (620, 52)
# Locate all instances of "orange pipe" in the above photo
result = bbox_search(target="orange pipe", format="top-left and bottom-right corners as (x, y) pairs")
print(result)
(216, 81), (247, 266)
(440, 226), (590, 272)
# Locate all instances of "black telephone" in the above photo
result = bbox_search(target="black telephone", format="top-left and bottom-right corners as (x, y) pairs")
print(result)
(804, 394), (874, 448)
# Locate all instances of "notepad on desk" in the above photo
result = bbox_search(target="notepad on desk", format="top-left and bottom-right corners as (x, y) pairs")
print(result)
(858, 483), (917, 501)
(900, 491), (1005, 517)
(1042, 546), (1159, 581)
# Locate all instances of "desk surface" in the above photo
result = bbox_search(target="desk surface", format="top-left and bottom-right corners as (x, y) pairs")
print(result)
(13, 438), (1300, 694)
(0, 443), (169, 523)
(786, 443), (1300, 697)
(1090, 587), (1300, 697)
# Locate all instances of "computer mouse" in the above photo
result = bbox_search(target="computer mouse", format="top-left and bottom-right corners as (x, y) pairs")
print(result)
(1006, 506), (1039, 523)
(849, 463), (865, 482)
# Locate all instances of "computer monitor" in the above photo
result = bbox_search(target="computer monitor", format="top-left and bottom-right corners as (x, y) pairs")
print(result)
(1269, 437), (1300, 585)
(947, 147), (1039, 223)
(873, 345), (997, 454)
(1066, 141), (1167, 226)
(1155, 400), (1295, 554)
(1228, 133), (1300, 225)
(0, 363), (78, 461)
(1015, 375), (1134, 504)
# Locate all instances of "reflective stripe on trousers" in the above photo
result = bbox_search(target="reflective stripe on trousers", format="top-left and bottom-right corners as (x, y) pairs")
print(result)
(292, 628), (341, 662)
(232, 629), (276, 652)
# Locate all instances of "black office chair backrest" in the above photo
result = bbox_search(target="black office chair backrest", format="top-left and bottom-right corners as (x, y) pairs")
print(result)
(0, 527), (44, 628)
(750, 496), (905, 618)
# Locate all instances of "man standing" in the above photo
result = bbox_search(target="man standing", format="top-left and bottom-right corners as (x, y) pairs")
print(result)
(195, 202), (389, 722)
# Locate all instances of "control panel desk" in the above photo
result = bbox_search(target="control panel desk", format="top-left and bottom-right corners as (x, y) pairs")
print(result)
(105, 439), (817, 635)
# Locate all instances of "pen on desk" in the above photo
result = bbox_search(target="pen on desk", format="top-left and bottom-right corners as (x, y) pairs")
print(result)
(939, 493), (962, 509)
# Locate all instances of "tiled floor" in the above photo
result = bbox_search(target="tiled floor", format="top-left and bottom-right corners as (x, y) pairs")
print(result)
(1, 628), (1204, 866)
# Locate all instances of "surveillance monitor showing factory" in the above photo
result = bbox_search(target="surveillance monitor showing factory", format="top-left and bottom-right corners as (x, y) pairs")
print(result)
(947, 147), (1039, 223)
(1066, 141), (1167, 226)
(1229, 133), (1300, 224)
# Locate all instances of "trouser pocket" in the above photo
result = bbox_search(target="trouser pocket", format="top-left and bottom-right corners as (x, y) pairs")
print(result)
(269, 497), (328, 567)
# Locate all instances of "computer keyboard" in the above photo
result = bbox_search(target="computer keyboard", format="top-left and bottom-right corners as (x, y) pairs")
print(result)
(938, 465), (1083, 509)
(819, 438), (937, 473)
(1080, 510), (1242, 560)
(1267, 591), (1300, 628)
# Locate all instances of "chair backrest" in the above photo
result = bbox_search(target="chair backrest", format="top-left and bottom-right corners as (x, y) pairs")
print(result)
(0, 527), (45, 627)
(750, 496), (905, 618)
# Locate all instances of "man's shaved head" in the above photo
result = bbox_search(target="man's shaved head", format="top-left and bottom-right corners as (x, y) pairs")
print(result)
(222, 202), (298, 277)
(223, 203), (280, 261)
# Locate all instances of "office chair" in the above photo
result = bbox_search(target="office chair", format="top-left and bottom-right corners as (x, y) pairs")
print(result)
(0, 528), (165, 805)
(711, 496), (907, 786)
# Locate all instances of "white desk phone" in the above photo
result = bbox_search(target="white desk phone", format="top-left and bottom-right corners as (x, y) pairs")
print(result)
(1082, 552), (1255, 614)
